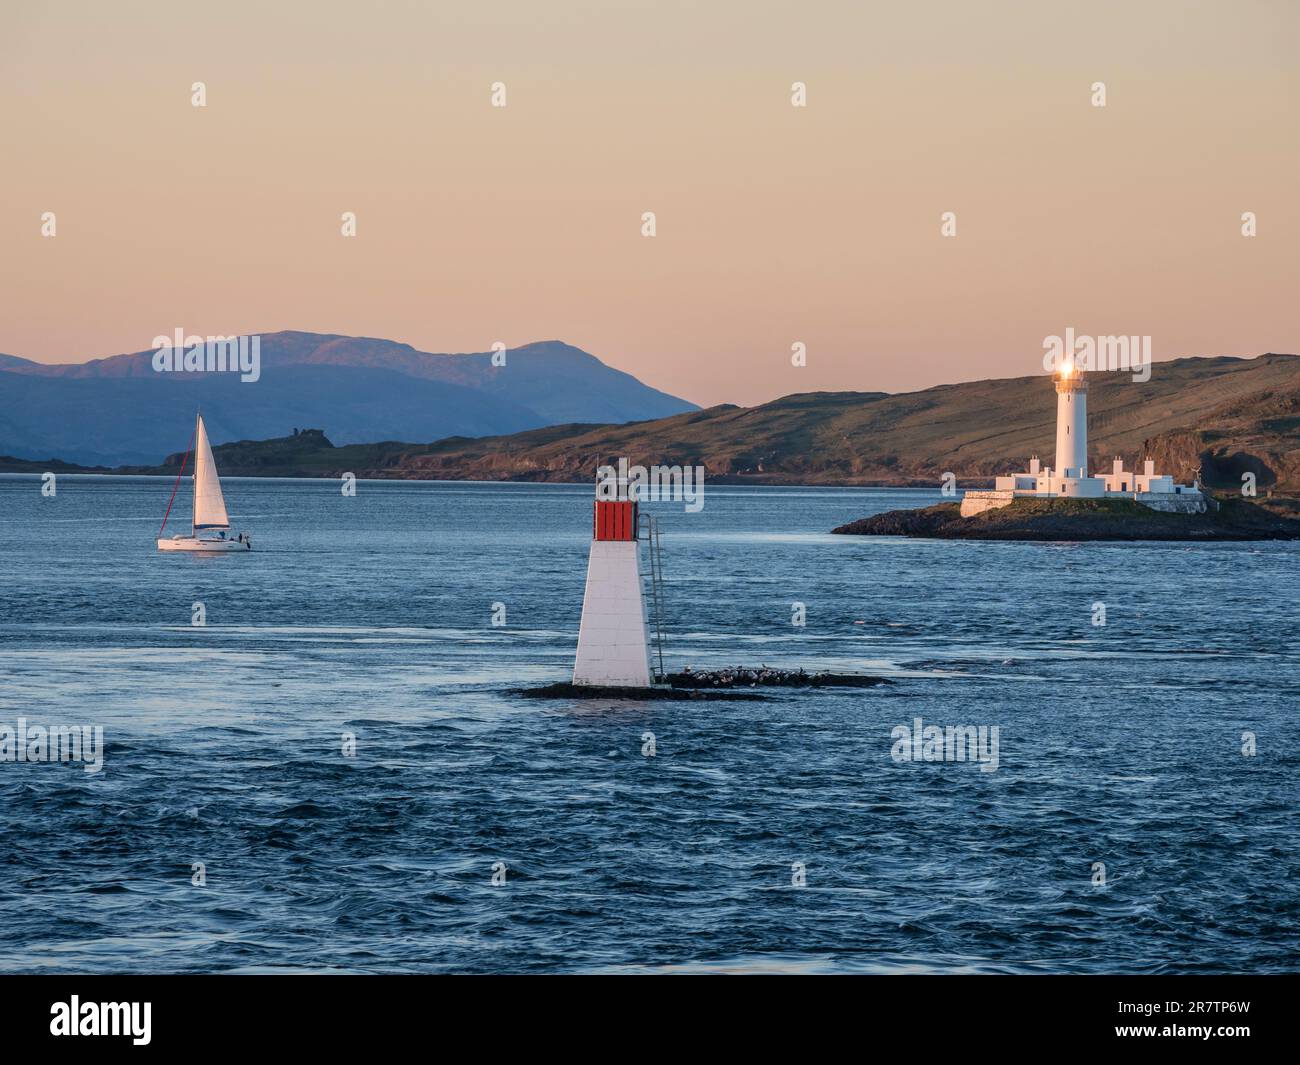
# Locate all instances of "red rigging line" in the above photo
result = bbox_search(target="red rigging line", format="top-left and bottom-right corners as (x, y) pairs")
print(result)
(158, 429), (196, 538)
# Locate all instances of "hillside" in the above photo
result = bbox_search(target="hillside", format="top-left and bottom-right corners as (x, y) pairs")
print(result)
(6, 354), (1298, 500)
(0, 332), (697, 465)
(390, 353), (1297, 494)
(184, 354), (1300, 496)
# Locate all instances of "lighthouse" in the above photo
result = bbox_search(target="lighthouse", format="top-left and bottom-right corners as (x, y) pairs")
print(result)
(1054, 360), (1088, 481)
(961, 357), (1205, 516)
(572, 475), (654, 687)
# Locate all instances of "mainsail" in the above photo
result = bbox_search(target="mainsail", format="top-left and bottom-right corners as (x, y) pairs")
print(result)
(192, 415), (230, 530)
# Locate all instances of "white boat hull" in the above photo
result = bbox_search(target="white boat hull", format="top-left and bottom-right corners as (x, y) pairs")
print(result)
(157, 536), (251, 553)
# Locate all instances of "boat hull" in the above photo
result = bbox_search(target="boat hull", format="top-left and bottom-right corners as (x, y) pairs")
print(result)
(157, 536), (251, 553)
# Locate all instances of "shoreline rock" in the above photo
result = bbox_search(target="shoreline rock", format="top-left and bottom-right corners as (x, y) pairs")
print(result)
(518, 683), (768, 701)
(832, 496), (1300, 541)
(665, 667), (888, 689)
(519, 668), (889, 700)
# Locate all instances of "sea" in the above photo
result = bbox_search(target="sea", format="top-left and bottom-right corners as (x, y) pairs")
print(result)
(0, 474), (1296, 974)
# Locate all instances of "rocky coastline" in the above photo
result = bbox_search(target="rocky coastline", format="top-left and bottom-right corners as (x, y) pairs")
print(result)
(832, 496), (1300, 541)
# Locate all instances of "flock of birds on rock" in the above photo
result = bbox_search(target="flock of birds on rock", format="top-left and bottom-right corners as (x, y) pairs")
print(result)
(669, 666), (837, 689)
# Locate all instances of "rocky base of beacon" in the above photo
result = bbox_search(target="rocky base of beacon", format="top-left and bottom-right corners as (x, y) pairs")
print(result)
(520, 669), (890, 700)
(665, 667), (889, 689)
(518, 683), (768, 701)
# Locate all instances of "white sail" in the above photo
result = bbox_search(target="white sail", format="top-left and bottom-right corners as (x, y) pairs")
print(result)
(192, 415), (230, 530)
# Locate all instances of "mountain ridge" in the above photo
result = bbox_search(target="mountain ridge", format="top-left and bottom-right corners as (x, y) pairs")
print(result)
(0, 331), (698, 464)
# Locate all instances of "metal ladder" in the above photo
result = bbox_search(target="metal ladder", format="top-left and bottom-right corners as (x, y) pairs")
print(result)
(639, 513), (667, 682)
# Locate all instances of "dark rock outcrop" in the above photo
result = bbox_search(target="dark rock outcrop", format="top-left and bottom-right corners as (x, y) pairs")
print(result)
(833, 496), (1300, 541)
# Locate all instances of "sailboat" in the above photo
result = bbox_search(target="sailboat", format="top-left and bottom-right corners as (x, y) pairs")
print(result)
(156, 413), (252, 553)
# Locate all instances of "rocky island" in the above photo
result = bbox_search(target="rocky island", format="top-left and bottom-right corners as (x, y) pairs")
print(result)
(832, 495), (1300, 541)
(832, 356), (1300, 542)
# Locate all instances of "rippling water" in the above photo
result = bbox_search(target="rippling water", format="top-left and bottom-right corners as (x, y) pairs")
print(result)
(0, 474), (1296, 974)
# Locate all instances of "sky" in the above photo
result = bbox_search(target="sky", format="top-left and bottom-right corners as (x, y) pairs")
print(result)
(1, 0), (1296, 407)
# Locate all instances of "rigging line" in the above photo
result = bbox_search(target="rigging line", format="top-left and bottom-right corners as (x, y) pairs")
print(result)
(158, 429), (196, 537)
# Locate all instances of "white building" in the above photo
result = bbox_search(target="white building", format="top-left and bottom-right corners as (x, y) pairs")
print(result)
(961, 363), (1205, 516)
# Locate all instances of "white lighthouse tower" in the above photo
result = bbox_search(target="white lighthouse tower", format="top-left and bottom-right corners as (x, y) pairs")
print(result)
(572, 475), (654, 687)
(1053, 360), (1093, 492)
(1050, 361), (1102, 496)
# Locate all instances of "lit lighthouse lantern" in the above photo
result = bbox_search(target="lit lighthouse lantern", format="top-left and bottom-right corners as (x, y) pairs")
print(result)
(572, 474), (654, 688)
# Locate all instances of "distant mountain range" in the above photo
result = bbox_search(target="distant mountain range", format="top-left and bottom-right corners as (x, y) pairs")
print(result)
(0, 331), (697, 465)
(9, 352), (1295, 502)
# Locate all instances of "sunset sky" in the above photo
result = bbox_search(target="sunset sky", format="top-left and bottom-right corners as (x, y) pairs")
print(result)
(2, 0), (1296, 407)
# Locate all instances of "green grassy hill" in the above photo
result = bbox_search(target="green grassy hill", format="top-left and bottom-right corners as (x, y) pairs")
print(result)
(216, 354), (1300, 496)
(8, 354), (1298, 499)
(313, 353), (1300, 494)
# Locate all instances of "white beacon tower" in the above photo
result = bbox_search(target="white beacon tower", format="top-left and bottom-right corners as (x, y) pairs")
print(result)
(572, 475), (653, 687)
